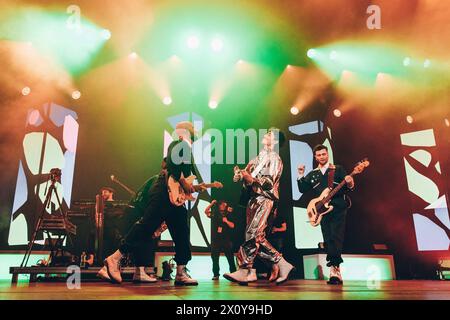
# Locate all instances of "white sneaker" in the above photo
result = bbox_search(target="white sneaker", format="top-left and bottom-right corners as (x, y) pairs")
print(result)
(104, 250), (123, 283)
(96, 266), (110, 281)
(174, 265), (198, 286)
(223, 268), (248, 283)
(224, 268), (257, 284)
(275, 258), (295, 285)
(133, 267), (158, 283)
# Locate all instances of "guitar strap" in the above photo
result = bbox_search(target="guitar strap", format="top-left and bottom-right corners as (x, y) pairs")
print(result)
(251, 157), (269, 178)
(327, 167), (335, 189)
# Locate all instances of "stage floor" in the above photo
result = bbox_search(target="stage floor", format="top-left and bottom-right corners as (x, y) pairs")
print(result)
(1, 280), (450, 300)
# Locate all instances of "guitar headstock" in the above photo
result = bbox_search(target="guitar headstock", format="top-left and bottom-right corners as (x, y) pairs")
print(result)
(352, 158), (370, 175)
(211, 181), (223, 189)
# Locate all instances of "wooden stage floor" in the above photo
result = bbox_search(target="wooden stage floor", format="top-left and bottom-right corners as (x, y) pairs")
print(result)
(1, 279), (450, 300)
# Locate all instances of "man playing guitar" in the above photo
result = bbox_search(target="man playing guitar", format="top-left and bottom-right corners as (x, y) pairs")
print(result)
(297, 144), (355, 285)
(103, 121), (203, 286)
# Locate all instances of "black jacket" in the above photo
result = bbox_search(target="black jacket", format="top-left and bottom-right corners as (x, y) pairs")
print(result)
(297, 164), (353, 211)
(166, 139), (194, 181)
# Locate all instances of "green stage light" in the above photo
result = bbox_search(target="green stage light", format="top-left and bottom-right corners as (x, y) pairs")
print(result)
(403, 57), (411, 67)
(211, 37), (224, 52)
(329, 50), (337, 60)
(163, 96), (172, 105)
(187, 35), (200, 49)
(208, 100), (218, 109)
(309, 42), (412, 84)
(100, 29), (111, 40)
(0, 8), (108, 75)
(307, 48), (316, 58)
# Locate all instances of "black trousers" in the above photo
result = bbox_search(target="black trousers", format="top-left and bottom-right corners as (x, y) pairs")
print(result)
(211, 238), (236, 276)
(320, 208), (347, 267)
(120, 174), (191, 267)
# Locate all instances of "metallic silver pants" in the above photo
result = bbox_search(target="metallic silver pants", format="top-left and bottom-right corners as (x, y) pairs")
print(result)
(237, 196), (282, 268)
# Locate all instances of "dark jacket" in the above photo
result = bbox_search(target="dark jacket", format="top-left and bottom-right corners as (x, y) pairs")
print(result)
(297, 164), (353, 211)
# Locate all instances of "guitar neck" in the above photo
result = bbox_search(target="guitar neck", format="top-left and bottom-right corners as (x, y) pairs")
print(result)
(193, 183), (218, 190)
(323, 172), (355, 203)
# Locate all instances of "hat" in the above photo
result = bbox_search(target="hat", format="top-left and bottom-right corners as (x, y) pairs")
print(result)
(100, 187), (115, 193)
(175, 121), (198, 139)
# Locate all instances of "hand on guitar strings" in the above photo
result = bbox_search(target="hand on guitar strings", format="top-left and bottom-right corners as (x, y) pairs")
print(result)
(240, 170), (254, 185)
(179, 177), (195, 194)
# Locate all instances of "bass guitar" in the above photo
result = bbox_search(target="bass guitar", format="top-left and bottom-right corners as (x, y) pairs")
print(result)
(307, 158), (370, 227)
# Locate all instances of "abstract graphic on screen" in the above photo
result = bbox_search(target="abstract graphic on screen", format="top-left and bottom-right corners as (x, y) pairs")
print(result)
(400, 129), (450, 251)
(8, 103), (79, 246)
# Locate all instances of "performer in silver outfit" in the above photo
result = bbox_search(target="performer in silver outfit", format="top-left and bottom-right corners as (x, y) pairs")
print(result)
(224, 128), (294, 285)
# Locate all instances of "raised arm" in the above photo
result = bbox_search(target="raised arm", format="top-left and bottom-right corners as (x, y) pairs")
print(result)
(204, 200), (217, 218)
(297, 164), (313, 193)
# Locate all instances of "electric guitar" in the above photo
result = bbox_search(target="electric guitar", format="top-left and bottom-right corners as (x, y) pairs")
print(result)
(168, 174), (223, 206)
(307, 158), (370, 227)
(233, 164), (257, 207)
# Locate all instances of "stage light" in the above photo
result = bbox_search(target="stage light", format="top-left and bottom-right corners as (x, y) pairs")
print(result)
(423, 59), (431, 68)
(163, 96), (172, 105)
(187, 36), (200, 49)
(290, 106), (299, 115)
(211, 38), (223, 52)
(286, 64), (292, 69)
(333, 109), (341, 117)
(329, 50), (337, 60)
(445, 118), (449, 127)
(129, 52), (138, 59)
(100, 29), (111, 40)
(29, 110), (40, 125)
(22, 87), (30, 96)
(403, 57), (411, 67)
(72, 90), (81, 100)
(208, 100), (218, 109)
(237, 59), (244, 64)
(307, 49), (317, 59)
(406, 115), (413, 124)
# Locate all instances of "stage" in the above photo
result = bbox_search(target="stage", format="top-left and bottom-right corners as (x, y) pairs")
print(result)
(2, 280), (450, 300)
(0, 0), (449, 307)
